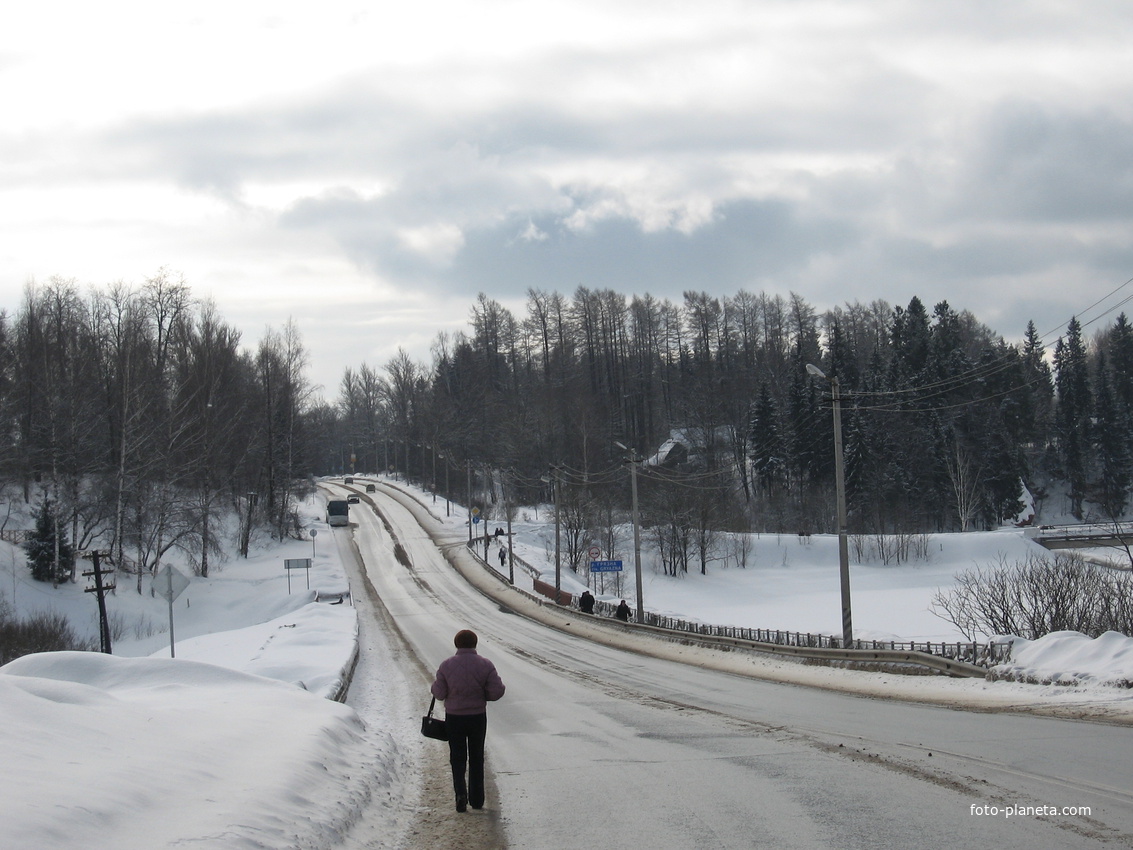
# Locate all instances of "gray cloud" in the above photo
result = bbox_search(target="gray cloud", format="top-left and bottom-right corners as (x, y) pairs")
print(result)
(22, 0), (1132, 381)
(440, 199), (858, 299)
(958, 101), (1133, 223)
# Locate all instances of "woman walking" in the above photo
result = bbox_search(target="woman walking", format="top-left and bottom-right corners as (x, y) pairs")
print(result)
(430, 629), (506, 812)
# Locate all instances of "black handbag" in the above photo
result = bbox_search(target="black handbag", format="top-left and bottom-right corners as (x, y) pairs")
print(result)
(421, 697), (448, 741)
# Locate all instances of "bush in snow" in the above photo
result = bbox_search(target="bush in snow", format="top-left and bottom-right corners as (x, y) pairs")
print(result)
(932, 551), (1133, 640)
(0, 603), (92, 664)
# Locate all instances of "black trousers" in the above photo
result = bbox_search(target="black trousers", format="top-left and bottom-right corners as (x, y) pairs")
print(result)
(445, 713), (488, 806)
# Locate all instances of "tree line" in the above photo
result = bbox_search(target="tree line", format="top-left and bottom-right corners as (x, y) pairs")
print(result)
(0, 272), (315, 585)
(5, 273), (1131, 586)
(330, 287), (1133, 542)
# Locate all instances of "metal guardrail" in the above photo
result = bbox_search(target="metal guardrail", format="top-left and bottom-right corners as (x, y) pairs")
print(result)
(646, 614), (1003, 672)
(465, 542), (1003, 677)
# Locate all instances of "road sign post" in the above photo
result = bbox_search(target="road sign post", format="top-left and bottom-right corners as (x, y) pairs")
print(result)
(285, 558), (312, 593)
(153, 565), (190, 658)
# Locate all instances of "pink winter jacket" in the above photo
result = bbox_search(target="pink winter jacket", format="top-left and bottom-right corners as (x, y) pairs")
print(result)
(431, 648), (506, 716)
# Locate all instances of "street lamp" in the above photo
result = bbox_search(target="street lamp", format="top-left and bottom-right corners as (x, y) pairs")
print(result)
(541, 466), (563, 603)
(615, 442), (644, 623)
(806, 363), (853, 648)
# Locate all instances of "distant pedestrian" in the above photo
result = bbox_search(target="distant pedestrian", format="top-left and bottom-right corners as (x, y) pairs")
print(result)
(615, 599), (631, 621)
(579, 590), (595, 614)
(498, 547), (507, 567)
(431, 630), (506, 813)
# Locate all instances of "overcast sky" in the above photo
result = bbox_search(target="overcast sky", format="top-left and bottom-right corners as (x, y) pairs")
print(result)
(3, 1), (1132, 396)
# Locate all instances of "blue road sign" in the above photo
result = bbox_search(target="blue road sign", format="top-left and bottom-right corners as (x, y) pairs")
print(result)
(589, 559), (623, 572)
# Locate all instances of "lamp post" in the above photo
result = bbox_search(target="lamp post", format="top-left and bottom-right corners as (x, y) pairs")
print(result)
(552, 467), (561, 602)
(806, 363), (853, 648)
(503, 468), (515, 585)
(542, 466), (562, 603)
(439, 452), (450, 516)
(615, 442), (644, 623)
(467, 460), (473, 543)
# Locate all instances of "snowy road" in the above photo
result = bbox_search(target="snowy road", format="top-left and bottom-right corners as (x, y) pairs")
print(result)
(347, 483), (1133, 849)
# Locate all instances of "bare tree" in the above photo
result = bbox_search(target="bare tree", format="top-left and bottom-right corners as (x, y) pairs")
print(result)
(945, 437), (983, 532)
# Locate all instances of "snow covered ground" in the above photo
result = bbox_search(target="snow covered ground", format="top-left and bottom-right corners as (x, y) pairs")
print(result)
(2, 481), (1133, 848)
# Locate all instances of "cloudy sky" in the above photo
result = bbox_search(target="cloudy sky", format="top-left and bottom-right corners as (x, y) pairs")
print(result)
(3, 1), (1132, 396)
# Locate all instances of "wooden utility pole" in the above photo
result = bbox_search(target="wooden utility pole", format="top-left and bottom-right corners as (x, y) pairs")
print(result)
(81, 550), (115, 654)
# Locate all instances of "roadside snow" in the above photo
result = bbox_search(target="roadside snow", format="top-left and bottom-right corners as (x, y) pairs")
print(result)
(991, 630), (1133, 687)
(0, 498), (408, 850)
(0, 651), (389, 850)
(165, 601), (358, 699)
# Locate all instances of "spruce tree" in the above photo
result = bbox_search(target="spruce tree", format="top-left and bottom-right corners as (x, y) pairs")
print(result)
(1054, 317), (1092, 518)
(749, 384), (784, 495)
(1092, 354), (1130, 519)
(24, 499), (74, 584)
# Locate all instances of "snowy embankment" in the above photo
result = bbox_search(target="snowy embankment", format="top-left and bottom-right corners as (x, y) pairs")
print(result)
(0, 498), (412, 850)
(1, 651), (387, 850)
(0, 603), (404, 850)
(168, 601), (359, 700)
(990, 630), (1133, 688)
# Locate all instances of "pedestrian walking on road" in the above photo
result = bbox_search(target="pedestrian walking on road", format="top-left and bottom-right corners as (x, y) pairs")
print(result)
(431, 629), (506, 812)
(499, 546), (507, 567)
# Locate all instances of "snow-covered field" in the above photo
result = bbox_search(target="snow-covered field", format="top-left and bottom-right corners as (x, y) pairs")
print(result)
(2, 481), (1133, 848)
(500, 516), (1043, 642)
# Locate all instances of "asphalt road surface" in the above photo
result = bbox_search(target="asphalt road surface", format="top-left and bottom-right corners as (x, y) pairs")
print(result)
(338, 481), (1133, 849)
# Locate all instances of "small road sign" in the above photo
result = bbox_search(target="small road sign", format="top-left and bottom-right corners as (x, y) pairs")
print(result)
(154, 564), (190, 602)
(589, 559), (623, 572)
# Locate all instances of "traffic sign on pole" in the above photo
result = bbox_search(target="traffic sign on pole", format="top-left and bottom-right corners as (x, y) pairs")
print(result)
(153, 565), (190, 659)
(589, 559), (623, 573)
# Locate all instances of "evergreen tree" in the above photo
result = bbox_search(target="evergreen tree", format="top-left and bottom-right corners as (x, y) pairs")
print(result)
(1053, 317), (1092, 518)
(1091, 353), (1130, 519)
(890, 296), (931, 385)
(979, 422), (1026, 527)
(1021, 320), (1054, 438)
(749, 384), (784, 495)
(1108, 313), (1133, 414)
(787, 373), (823, 486)
(24, 499), (74, 584)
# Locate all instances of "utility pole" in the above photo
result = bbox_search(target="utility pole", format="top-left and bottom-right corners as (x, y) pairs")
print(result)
(806, 363), (853, 648)
(430, 444), (437, 504)
(551, 466), (562, 602)
(504, 469), (514, 585)
(629, 450), (643, 623)
(616, 442), (645, 623)
(81, 550), (115, 654)
(443, 454), (451, 516)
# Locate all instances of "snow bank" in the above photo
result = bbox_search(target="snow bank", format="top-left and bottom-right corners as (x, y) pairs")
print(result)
(991, 630), (1133, 687)
(0, 651), (391, 850)
(157, 601), (359, 699)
